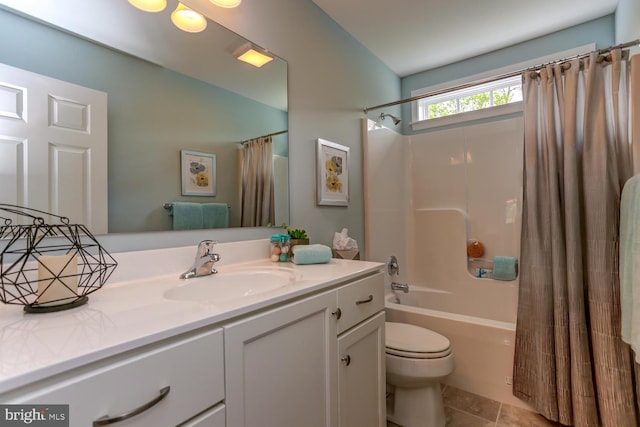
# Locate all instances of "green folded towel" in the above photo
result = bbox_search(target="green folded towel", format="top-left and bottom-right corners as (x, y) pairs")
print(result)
(170, 202), (203, 230)
(291, 244), (332, 265)
(202, 203), (229, 229)
(492, 256), (518, 281)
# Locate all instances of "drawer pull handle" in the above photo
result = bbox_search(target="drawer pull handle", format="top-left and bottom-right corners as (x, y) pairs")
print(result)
(341, 355), (351, 366)
(355, 295), (373, 305)
(332, 308), (342, 319)
(93, 386), (171, 426)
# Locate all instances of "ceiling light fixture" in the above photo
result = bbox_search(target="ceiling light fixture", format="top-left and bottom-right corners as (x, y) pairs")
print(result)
(234, 43), (274, 68)
(128, 0), (167, 13)
(171, 3), (208, 33)
(209, 0), (242, 8)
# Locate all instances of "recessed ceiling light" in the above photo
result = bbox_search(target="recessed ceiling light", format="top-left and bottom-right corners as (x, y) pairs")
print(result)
(128, 0), (167, 13)
(171, 3), (208, 33)
(234, 43), (274, 68)
(210, 0), (242, 8)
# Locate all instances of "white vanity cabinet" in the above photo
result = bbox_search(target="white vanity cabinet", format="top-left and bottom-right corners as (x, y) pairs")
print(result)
(2, 329), (225, 427)
(224, 290), (338, 427)
(336, 274), (386, 427)
(0, 256), (386, 427)
(224, 271), (385, 427)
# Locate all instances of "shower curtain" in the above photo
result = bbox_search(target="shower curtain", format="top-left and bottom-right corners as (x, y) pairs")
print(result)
(240, 136), (275, 227)
(513, 50), (639, 426)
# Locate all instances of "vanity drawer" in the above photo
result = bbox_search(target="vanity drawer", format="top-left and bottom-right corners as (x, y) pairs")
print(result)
(180, 403), (226, 427)
(336, 272), (384, 334)
(5, 328), (224, 427)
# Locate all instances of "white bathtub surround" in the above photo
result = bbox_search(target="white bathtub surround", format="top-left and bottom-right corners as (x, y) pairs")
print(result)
(362, 119), (409, 291)
(409, 208), (518, 323)
(363, 118), (524, 406)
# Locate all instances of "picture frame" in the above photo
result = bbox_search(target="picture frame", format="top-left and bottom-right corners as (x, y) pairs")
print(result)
(316, 138), (349, 206)
(181, 149), (217, 196)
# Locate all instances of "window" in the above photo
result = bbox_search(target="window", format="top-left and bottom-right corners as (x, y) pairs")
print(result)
(416, 76), (522, 122)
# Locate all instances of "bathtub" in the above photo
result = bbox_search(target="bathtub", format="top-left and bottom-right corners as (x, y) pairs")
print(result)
(385, 289), (530, 409)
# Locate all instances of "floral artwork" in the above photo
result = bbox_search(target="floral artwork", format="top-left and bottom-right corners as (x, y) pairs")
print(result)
(317, 139), (349, 206)
(181, 150), (216, 196)
(190, 160), (209, 187)
(325, 156), (343, 192)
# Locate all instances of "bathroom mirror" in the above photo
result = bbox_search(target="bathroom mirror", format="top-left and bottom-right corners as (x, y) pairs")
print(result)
(0, 0), (288, 235)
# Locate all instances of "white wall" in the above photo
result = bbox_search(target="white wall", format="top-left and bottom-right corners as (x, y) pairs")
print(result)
(183, 0), (401, 253)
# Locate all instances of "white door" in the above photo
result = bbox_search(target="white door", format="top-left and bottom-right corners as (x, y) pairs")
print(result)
(0, 62), (107, 234)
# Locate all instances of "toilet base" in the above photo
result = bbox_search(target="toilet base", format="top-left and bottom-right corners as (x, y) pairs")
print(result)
(387, 382), (446, 427)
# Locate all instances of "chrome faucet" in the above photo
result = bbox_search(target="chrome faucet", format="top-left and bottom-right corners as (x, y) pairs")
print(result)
(180, 240), (221, 279)
(390, 282), (409, 293)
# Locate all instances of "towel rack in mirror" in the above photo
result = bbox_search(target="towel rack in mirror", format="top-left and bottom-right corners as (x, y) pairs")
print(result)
(163, 203), (230, 209)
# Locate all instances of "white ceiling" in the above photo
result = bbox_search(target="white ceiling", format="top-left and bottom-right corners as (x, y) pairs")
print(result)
(0, 0), (288, 111)
(312, 0), (620, 77)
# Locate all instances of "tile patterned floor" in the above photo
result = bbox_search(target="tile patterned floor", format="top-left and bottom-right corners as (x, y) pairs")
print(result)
(387, 385), (564, 427)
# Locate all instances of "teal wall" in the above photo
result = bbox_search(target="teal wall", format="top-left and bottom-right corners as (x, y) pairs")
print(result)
(616, 0), (640, 46)
(399, 14), (615, 135)
(0, 9), (287, 233)
(204, 0), (402, 254)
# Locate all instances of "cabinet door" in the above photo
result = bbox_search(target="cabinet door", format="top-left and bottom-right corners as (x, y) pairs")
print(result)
(225, 291), (338, 427)
(338, 311), (386, 427)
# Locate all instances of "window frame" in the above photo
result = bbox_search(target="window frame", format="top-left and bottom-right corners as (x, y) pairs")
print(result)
(409, 44), (596, 131)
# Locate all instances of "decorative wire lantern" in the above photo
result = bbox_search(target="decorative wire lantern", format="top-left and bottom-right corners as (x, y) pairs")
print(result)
(0, 204), (118, 313)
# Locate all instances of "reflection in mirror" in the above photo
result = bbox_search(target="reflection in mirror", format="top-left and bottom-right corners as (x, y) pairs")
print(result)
(0, 0), (288, 235)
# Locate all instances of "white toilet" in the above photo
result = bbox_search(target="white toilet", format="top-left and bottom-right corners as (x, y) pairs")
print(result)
(385, 322), (455, 427)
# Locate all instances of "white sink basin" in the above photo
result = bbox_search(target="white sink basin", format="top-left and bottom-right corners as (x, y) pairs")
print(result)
(163, 266), (301, 304)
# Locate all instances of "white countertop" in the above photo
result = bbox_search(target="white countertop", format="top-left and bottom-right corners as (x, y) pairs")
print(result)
(0, 240), (383, 395)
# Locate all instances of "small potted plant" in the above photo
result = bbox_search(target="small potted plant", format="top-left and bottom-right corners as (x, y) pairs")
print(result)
(281, 223), (309, 252)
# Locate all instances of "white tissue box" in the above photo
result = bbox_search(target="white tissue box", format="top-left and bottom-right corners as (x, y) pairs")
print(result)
(332, 249), (360, 260)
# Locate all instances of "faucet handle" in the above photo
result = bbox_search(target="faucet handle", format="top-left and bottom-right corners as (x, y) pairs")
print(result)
(197, 240), (217, 255)
(387, 255), (400, 276)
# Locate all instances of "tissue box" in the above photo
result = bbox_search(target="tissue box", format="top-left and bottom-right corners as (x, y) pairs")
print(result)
(332, 249), (360, 260)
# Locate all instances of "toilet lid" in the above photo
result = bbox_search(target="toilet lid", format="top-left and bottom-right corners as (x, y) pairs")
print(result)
(385, 322), (451, 359)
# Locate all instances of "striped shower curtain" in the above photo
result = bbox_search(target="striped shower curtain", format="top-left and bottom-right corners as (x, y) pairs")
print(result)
(513, 50), (639, 426)
(240, 136), (275, 227)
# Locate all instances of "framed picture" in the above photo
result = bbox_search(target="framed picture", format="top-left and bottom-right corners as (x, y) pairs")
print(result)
(316, 138), (349, 206)
(181, 150), (217, 196)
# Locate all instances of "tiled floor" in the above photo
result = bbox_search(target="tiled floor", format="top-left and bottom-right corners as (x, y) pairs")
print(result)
(387, 385), (564, 427)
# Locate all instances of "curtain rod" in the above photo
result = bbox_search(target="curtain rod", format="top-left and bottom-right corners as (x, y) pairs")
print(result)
(241, 130), (288, 145)
(363, 38), (640, 114)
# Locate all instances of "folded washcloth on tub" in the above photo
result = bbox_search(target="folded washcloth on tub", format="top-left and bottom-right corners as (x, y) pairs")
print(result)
(291, 244), (332, 265)
(492, 256), (518, 281)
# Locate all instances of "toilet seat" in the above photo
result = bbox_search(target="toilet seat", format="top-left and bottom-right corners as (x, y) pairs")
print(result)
(385, 322), (451, 359)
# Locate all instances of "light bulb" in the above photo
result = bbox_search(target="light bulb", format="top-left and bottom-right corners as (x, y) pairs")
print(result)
(171, 3), (208, 33)
(209, 0), (242, 8)
(128, 0), (167, 13)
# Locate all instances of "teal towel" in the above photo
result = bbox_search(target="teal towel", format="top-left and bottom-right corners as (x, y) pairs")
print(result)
(170, 202), (203, 230)
(493, 256), (517, 281)
(291, 244), (332, 265)
(202, 203), (229, 229)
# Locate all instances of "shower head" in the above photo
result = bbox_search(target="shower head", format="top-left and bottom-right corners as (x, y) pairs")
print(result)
(380, 112), (401, 125)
